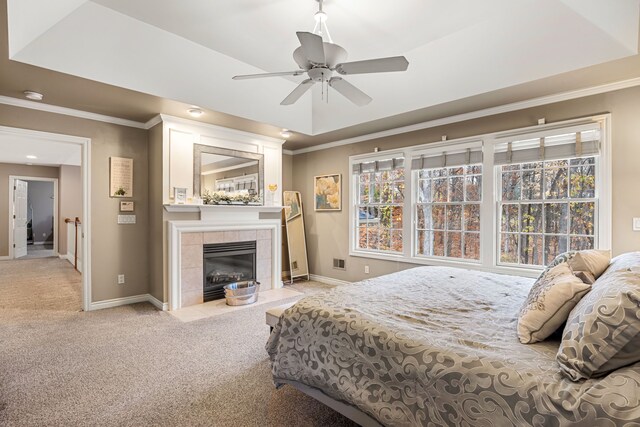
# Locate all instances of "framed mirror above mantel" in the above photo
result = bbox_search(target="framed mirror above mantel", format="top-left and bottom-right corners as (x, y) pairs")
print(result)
(193, 144), (264, 204)
(160, 114), (284, 206)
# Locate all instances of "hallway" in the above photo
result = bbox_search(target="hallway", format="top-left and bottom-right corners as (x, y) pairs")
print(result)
(0, 258), (81, 312)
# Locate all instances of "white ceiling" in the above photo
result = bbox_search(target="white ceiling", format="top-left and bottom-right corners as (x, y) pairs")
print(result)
(0, 134), (81, 166)
(6, 0), (640, 136)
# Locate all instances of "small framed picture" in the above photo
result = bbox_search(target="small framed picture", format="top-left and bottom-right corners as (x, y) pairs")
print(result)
(174, 187), (187, 204)
(120, 201), (134, 212)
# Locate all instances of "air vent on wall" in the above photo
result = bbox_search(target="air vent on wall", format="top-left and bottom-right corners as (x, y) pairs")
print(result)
(333, 258), (345, 270)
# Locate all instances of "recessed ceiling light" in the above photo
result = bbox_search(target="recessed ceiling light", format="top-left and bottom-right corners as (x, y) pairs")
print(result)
(23, 91), (44, 101)
(26, 155), (37, 159)
(280, 129), (292, 138)
(188, 108), (203, 117)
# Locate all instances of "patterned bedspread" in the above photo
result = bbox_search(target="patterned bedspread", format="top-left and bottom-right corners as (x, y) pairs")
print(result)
(266, 266), (640, 426)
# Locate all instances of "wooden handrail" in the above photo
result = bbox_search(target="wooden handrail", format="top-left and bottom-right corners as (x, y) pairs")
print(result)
(64, 217), (81, 271)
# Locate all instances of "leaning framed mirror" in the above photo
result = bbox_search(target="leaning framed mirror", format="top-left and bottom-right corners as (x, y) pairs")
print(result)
(193, 144), (264, 204)
(283, 191), (310, 282)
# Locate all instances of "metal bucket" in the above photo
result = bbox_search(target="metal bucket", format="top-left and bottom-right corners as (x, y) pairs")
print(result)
(223, 281), (260, 306)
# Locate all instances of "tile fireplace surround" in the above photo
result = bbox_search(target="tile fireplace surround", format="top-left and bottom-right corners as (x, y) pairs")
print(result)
(180, 229), (272, 307)
(167, 206), (282, 310)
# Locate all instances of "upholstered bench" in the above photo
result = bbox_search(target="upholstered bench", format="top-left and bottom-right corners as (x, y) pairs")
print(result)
(266, 302), (295, 331)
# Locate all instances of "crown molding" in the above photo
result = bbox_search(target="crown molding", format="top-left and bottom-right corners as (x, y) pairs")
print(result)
(0, 95), (148, 129)
(282, 149), (294, 155)
(289, 77), (640, 155)
(144, 114), (163, 129)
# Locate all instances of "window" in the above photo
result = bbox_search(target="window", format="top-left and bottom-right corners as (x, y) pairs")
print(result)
(499, 157), (596, 266)
(415, 164), (482, 260)
(495, 128), (601, 267)
(354, 157), (405, 253)
(349, 116), (609, 275)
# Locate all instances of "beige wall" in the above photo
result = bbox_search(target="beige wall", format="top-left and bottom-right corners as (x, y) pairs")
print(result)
(291, 86), (640, 282)
(58, 165), (82, 256)
(0, 104), (149, 302)
(282, 153), (293, 191)
(0, 163), (60, 256)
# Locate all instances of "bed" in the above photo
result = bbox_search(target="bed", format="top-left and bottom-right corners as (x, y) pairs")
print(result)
(266, 266), (640, 426)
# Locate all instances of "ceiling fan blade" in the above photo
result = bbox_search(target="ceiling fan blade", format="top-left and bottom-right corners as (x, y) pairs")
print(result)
(329, 77), (372, 106)
(296, 31), (325, 65)
(232, 70), (305, 80)
(334, 56), (409, 75)
(281, 79), (314, 105)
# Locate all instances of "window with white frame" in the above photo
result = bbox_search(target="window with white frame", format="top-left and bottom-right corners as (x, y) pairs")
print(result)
(413, 147), (483, 260)
(495, 128), (600, 266)
(349, 117), (609, 274)
(353, 157), (405, 253)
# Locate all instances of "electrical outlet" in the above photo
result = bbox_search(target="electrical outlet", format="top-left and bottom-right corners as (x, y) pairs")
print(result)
(364, 265), (370, 274)
(117, 274), (125, 285)
(633, 218), (640, 231)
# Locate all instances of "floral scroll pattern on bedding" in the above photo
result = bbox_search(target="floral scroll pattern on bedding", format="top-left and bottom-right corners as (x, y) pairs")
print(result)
(266, 266), (640, 426)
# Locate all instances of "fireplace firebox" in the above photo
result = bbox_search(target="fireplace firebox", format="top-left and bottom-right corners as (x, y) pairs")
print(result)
(203, 241), (256, 302)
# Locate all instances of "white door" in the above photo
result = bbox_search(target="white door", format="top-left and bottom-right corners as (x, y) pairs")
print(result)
(13, 179), (28, 258)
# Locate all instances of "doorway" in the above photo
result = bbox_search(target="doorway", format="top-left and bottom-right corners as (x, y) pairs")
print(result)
(0, 125), (91, 311)
(9, 176), (58, 259)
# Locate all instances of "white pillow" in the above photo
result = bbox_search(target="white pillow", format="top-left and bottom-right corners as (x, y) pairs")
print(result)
(517, 262), (591, 344)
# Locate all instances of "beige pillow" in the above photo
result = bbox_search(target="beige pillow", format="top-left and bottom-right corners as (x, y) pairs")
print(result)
(567, 249), (611, 281)
(517, 262), (591, 344)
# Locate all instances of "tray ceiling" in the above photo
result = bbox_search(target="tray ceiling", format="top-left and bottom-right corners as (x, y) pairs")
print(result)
(5, 0), (640, 137)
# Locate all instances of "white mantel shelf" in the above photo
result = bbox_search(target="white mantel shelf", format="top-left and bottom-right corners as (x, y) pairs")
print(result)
(164, 204), (284, 213)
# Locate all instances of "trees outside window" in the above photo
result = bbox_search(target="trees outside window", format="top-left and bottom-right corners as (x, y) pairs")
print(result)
(415, 164), (482, 260)
(349, 118), (607, 275)
(356, 167), (404, 253)
(499, 157), (596, 266)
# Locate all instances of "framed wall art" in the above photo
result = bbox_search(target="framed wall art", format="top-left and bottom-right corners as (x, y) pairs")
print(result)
(109, 157), (133, 198)
(314, 174), (341, 211)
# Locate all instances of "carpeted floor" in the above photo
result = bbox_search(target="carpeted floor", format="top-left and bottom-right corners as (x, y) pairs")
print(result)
(0, 259), (357, 426)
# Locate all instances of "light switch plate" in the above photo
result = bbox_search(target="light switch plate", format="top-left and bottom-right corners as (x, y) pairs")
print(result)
(633, 218), (640, 231)
(117, 214), (136, 225)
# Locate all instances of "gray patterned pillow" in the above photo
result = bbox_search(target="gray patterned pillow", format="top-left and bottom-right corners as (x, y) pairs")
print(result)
(599, 251), (640, 280)
(557, 267), (640, 381)
(517, 262), (590, 344)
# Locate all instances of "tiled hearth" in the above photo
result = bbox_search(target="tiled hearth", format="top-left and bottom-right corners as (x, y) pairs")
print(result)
(180, 229), (272, 307)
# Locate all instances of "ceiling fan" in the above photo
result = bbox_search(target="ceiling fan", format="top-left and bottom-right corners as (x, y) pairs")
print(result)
(232, 0), (409, 107)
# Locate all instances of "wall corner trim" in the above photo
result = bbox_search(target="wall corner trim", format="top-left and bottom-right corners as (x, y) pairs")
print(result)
(89, 293), (168, 311)
(309, 274), (352, 287)
(145, 114), (163, 129)
(147, 294), (169, 311)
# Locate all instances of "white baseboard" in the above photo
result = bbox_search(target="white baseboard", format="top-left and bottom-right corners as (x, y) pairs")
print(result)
(309, 274), (351, 287)
(89, 293), (168, 311)
(0, 255), (10, 260)
(89, 294), (150, 310)
(147, 294), (169, 311)
(60, 253), (83, 273)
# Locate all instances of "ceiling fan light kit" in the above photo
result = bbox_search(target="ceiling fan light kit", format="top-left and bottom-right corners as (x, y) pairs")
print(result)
(232, 0), (409, 107)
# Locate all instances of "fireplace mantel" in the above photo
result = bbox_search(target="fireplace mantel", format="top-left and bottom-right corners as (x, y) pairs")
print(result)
(164, 204), (284, 213)
(167, 214), (282, 310)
